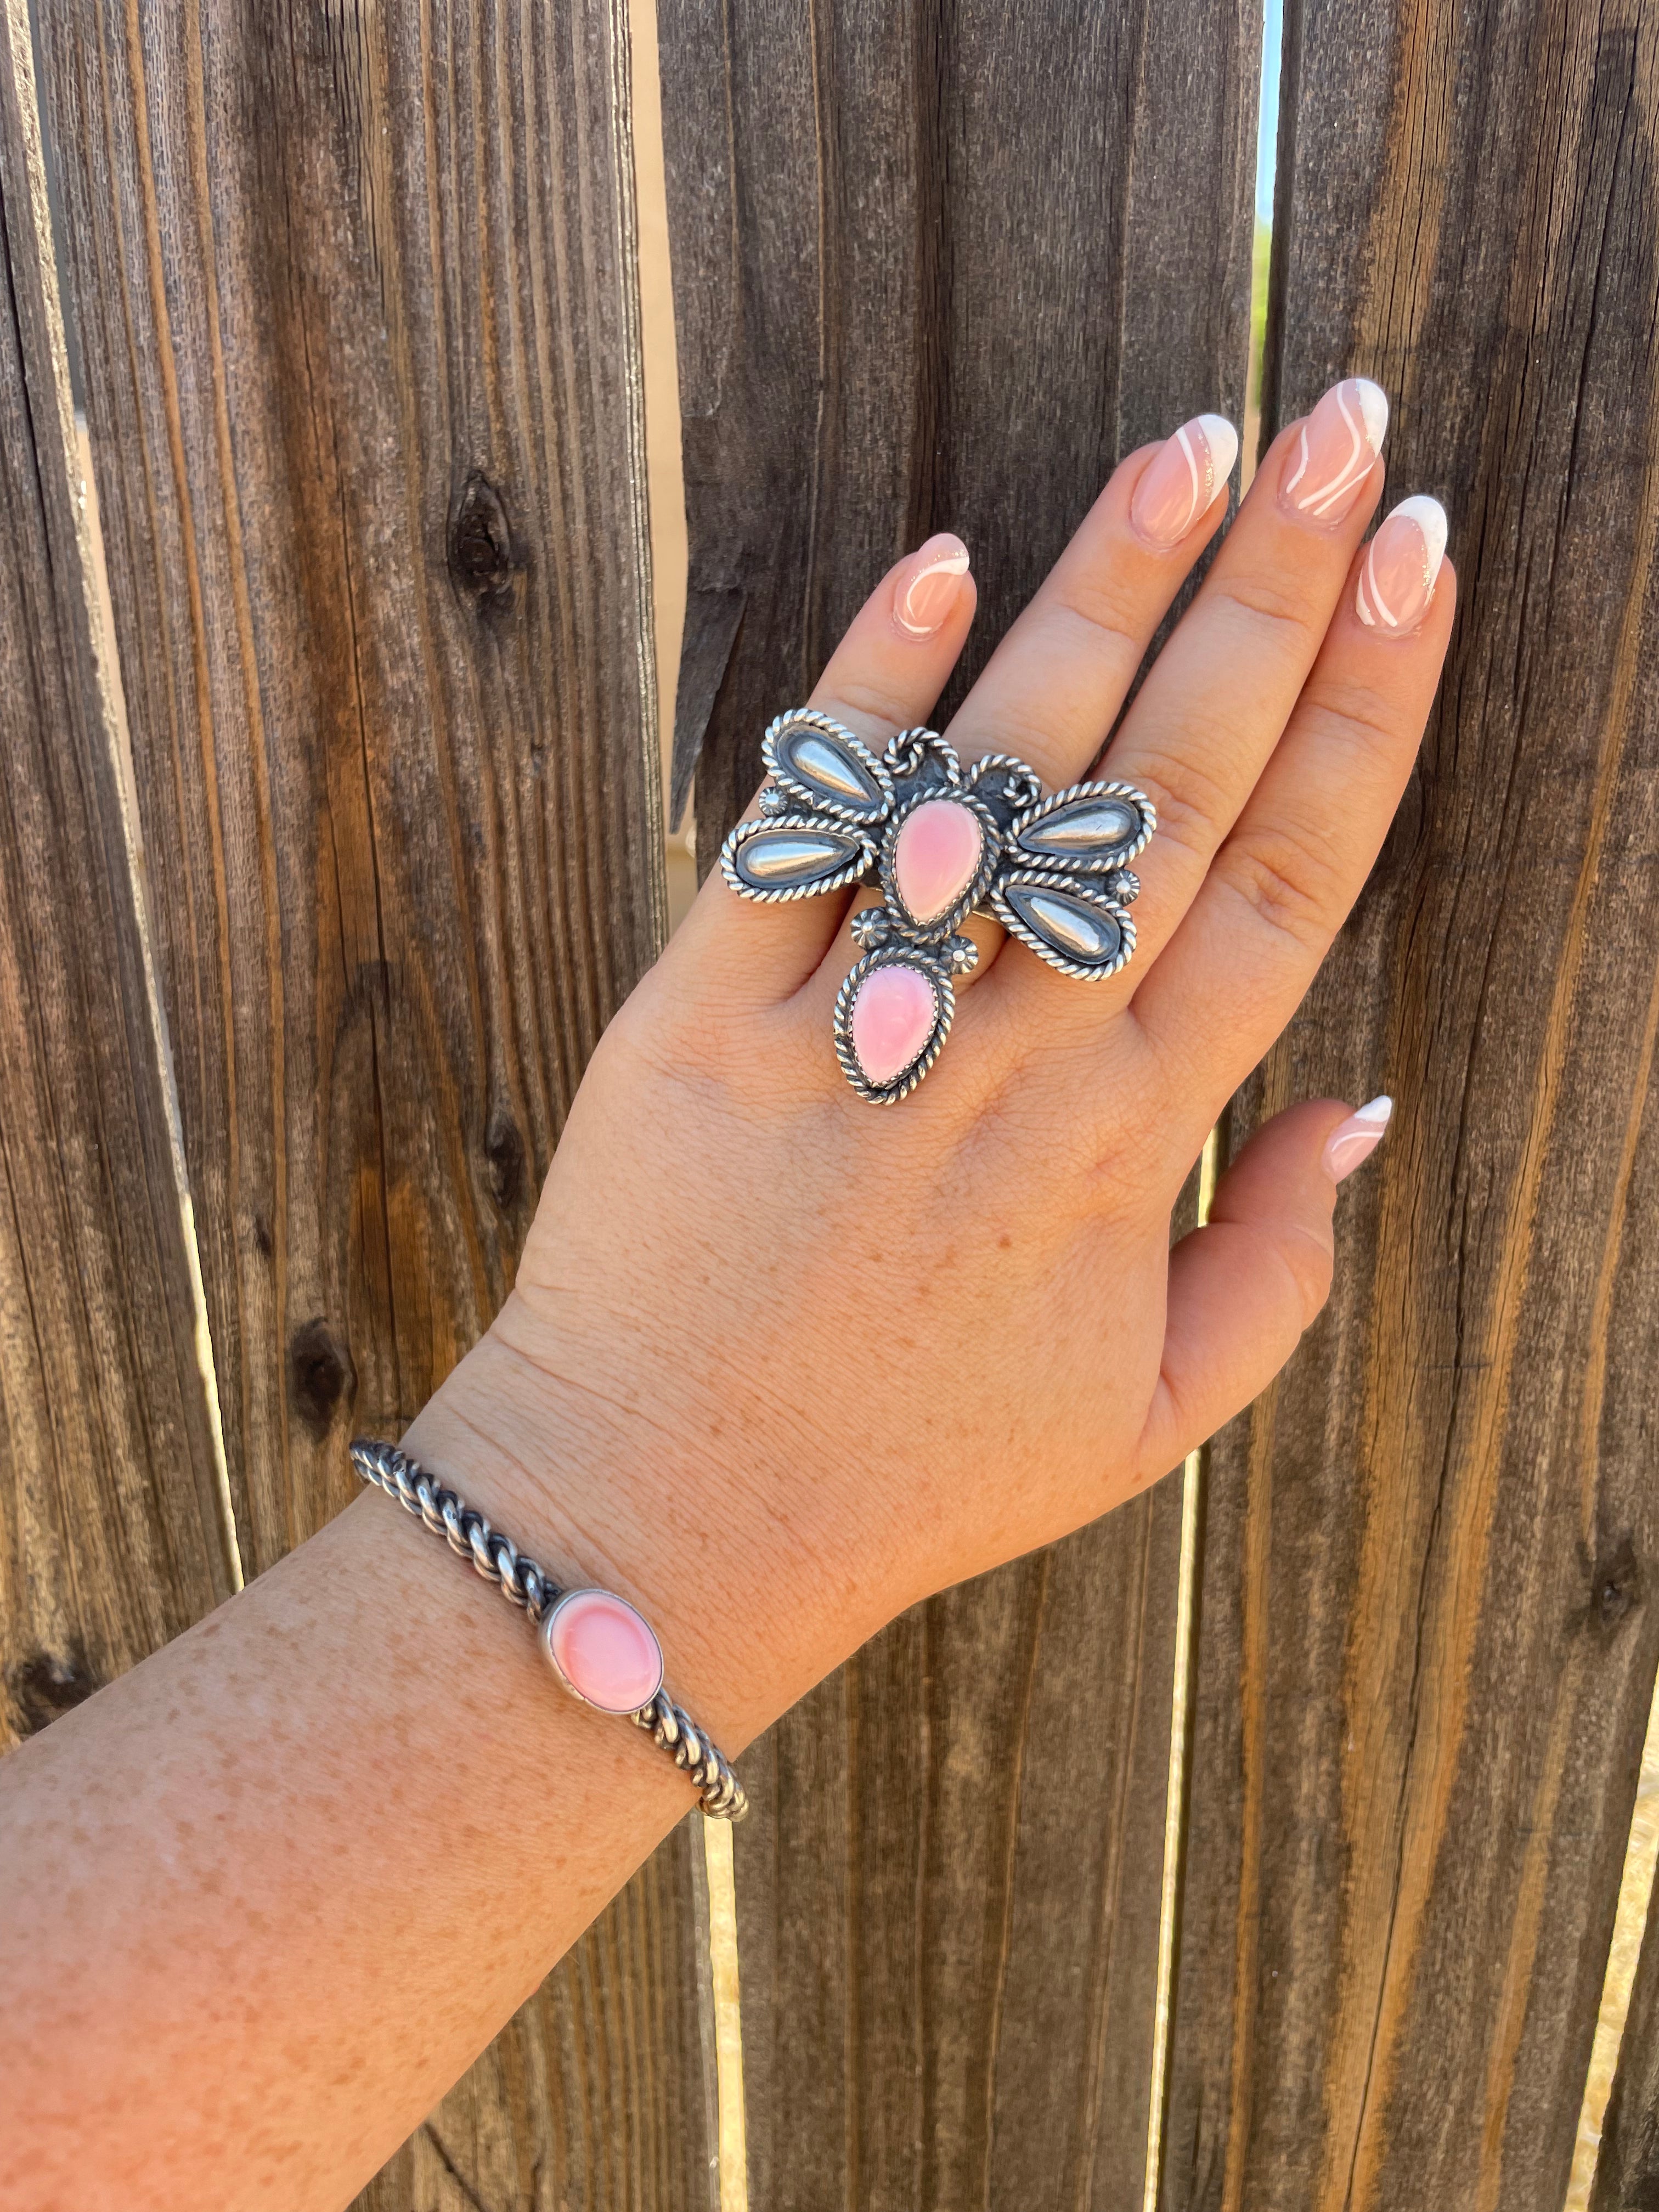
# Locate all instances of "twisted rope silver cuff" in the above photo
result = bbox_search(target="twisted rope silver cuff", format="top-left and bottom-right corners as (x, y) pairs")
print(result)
(349, 1437), (746, 1821)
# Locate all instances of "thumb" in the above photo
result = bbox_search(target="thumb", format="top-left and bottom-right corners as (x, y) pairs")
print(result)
(1133, 1094), (1392, 1481)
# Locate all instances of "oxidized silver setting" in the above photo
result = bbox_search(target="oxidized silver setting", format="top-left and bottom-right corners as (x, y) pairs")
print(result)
(720, 709), (1155, 1103)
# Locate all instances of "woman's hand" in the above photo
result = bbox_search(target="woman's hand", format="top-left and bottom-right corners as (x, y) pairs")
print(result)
(415, 380), (1454, 1747)
(2, 382), (1454, 2212)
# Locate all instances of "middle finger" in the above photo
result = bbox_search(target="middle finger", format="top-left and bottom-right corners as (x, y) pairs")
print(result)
(988, 377), (1391, 1020)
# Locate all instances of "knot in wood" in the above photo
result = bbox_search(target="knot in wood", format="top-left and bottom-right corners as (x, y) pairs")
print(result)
(448, 472), (524, 609)
(289, 1317), (357, 1439)
(8, 1645), (98, 1737)
(1592, 1534), (1643, 1637)
(483, 1104), (527, 1212)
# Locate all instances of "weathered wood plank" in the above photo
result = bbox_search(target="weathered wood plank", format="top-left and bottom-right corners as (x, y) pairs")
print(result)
(35, 3), (708, 2203)
(656, 5), (1259, 2200)
(663, 0), (1263, 874)
(1163, 7), (1659, 2207)
(0, 0), (230, 1753)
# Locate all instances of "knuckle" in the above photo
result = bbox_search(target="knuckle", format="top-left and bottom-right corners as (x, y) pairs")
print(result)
(1276, 1221), (1335, 1323)
(1298, 674), (1415, 757)
(1111, 743), (1233, 861)
(1211, 571), (1323, 642)
(1216, 820), (1339, 949)
(1043, 580), (1148, 663)
(816, 684), (912, 740)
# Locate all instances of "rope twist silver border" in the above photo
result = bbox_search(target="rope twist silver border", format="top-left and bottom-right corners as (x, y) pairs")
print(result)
(349, 1437), (746, 1821)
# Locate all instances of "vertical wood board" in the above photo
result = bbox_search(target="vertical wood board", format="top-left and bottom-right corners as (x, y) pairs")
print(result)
(656, 4), (1259, 2201)
(1163, 6), (1659, 2208)
(0, 0), (229, 1754)
(36, 2), (709, 2203)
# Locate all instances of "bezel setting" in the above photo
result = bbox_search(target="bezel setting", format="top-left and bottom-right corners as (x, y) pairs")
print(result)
(719, 811), (877, 902)
(878, 785), (1003, 942)
(1008, 778), (1155, 872)
(992, 867), (1137, 980)
(834, 945), (955, 1105)
(541, 1587), (665, 1717)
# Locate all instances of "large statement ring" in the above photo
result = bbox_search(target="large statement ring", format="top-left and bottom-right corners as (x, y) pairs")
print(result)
(719, 710), (1155, 1104)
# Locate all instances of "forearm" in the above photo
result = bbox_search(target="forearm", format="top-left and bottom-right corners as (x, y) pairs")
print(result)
(0, 1319), (852, 2212)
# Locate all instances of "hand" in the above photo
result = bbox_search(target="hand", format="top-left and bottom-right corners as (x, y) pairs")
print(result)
(0, 387), (1454, 2212)
(416, 381), (1453, 1745)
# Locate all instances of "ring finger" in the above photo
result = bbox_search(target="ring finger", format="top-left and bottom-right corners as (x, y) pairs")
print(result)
(985, 378), (1393, 1029)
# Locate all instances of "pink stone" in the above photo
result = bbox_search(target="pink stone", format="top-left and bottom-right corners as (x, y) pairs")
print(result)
(544, 1588), (663, 1714)
(893, 797), (983, 923)
(850, 962), (938, 1085)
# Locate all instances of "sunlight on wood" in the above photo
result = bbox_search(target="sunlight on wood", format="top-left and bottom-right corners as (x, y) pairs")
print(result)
(75, 413), (240, 1591)
(1563, 1671), (1659, 2211)
(1142, 1128), (1220, 2212)
(629, 0), (696, 935)
(702, 1813), (750, 2212)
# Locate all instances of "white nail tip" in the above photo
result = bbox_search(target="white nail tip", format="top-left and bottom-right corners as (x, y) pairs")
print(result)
(1352, 1093), (1393, 1127)
(1353, 378), (1390, 452)
(1391, 494), (1448, 579)
(1197, 414), (1239, 487)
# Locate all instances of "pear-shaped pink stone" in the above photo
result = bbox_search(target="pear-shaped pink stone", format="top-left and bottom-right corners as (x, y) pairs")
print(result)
(893, 798), (982, 922)
(545, 1589), (663, 1714)
(850, 962), (938, 1085)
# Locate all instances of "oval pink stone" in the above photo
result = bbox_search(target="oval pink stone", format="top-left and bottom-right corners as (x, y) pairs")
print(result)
(850, 962), (938, 1085)
(544, 1588), (663, 1715)
(893, 797), (983, 923)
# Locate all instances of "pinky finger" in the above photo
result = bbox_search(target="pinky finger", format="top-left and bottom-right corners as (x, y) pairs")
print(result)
(1132, 1096), (1391, 1482)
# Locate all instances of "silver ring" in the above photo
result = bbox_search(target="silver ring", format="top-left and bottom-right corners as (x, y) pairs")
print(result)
(719, 710), (1154, 1103)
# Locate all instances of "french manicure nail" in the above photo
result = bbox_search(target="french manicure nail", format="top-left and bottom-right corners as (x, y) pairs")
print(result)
(1130, 413), (1239, 549)
(895, 533), (971, 636)
(1280, 377), (1389, 524)
(1356, 495), (1448, 635)
(1323, 1094), (1393, 1182)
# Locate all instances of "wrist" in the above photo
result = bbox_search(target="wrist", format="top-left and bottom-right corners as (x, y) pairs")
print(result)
(398, 1299), (880, 1752)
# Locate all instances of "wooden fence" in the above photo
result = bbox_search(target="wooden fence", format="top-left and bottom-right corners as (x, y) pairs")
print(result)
(3, 0), (1659, 2206)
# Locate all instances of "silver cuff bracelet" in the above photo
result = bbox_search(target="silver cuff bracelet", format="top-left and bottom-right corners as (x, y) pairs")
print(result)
(348, 1438), (747, 1821)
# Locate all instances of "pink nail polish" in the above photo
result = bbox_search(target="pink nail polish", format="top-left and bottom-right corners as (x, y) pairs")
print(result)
(1280, 377), (1389, 524)
(894, 533), (970, 636)
(1355, 496), (1448, 635)
(1323, 1094), (1393, 1182)
(1130, 414), (1239, 549)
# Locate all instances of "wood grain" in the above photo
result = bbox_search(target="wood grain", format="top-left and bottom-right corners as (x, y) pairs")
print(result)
(661, 0), (1262, 875)
(656, 8), (1259, 2197)
(0, 0), (230, 1753)
(38, 0), (667, 1563)
(1162, 6), (1659, 2207)
(34, 2), (708, 2203)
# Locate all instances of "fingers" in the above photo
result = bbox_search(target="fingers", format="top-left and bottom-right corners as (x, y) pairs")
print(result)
(992, 381), (1393, 1035)
(684, 535), (977, 998)
(942, 413), (1239, 791)
(1133, 506), (1454, 1123)
(853, 410), (1240, 1013)
(1132, 1096), (1391, 1481)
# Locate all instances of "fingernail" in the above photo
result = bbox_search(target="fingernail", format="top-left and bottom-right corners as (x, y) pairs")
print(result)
(1280, 377), (1389, 524)
(1355, 495), (1448, 635)
(894, 533), (971, 637)
(1323, 1094), (1393, 1182)
(1130, 413), (1239, 549)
